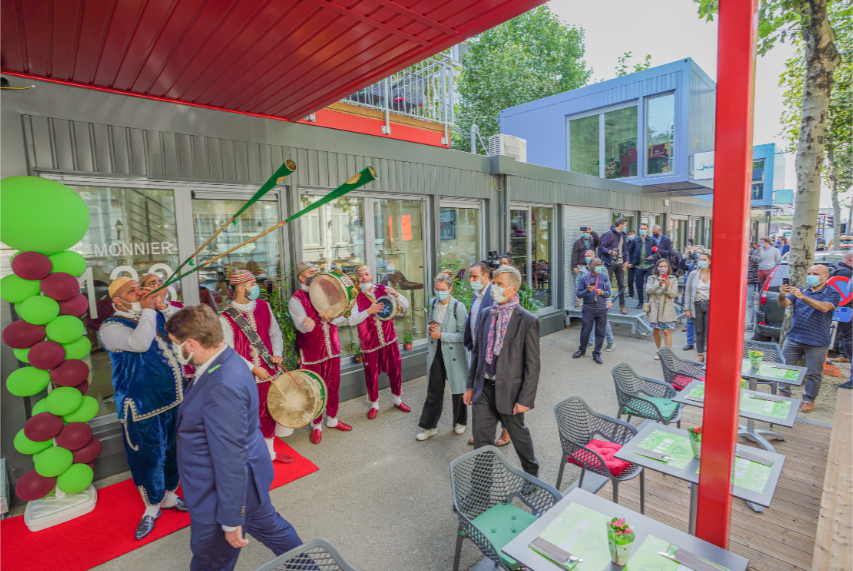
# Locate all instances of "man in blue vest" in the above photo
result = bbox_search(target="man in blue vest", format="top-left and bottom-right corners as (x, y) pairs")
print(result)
(166, 305), (303, 571)
(99, 277), (188, 540)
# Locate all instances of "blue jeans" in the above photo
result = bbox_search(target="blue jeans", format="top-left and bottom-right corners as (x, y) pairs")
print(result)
(746, 283), (757, 330)
(589, 321), (614, 344)
(686, 318), (695, 345)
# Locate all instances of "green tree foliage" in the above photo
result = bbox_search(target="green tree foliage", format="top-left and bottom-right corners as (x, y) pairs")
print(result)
(452, 6), (591, 154)
(614, 52), (653, 77)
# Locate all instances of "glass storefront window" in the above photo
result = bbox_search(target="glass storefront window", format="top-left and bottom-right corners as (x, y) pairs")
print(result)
(439, 205), (480, 271)
(531, 207), (553, 306)
(510, 209), (529, 284)
(604, 107), (638, 179)
(670, 219), (688, 252)
(647, 93), (675, 175)
(299, 195), (365, 357)
(374, 199), (427, 345)
(751, 159), (766, 200)
(569, 115), (600, 177)
(192, 198), (281, 312)
(612, 212), (638, 233)
(68, 185), (181, 419)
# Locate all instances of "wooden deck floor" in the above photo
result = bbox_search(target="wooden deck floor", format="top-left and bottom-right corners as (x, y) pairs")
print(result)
(596, 408), (831, 571)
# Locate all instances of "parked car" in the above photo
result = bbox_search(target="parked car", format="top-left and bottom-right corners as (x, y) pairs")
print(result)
(754, 252), (844, 341)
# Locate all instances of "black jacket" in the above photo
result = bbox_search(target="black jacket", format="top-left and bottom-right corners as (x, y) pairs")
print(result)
(653, 234), (673, 262)
(598, 227), (629, 265)
(830, 261), (852, 279)
(571, 231), (600, 268)
(628, 236), (659, 266)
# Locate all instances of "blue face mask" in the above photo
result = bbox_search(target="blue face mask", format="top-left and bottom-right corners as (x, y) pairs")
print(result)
(582, 233), (590, 240)
(640, 229), (647, 236)
(806, 275), (821, 287)
(697, 260), (709, 269)
(470, 280), (484, 291)
(594, 266), (606, 274)
(435, 290), (450, 300)
(585, 257), (593, 265)
(247, 285), (261, 300)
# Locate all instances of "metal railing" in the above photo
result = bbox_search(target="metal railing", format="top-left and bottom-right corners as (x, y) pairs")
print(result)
(343, 55), (458, 130)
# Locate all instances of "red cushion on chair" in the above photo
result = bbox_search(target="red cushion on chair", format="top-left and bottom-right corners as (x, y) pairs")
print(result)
(671, 374), (705, 391)
(567, 439), (631, 476)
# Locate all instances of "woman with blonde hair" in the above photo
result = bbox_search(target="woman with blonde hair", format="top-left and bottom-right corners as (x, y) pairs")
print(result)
(417, 271), (470, 440)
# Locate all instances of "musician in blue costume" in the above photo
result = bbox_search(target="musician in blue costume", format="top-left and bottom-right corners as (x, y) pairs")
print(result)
(99, 276), (189, 540)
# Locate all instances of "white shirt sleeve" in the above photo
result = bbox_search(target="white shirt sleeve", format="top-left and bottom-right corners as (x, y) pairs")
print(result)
(331, 316), (346, 325)
(393, 291), (410, 310)
(269, 310), (284, 357)
(161, 304), (181, 319)
(348, 307), (370, 326)
(100, 309), (158, 353)
(220, 315), (235, 349)
(221, 525), (237, 532)
(288, 296), (310, 334)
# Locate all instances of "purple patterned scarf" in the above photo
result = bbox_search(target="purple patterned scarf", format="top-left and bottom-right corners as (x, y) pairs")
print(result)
(485, 296), (520, 366)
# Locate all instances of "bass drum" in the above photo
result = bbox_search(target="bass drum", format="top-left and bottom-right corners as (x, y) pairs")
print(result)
(309, 270), (358, 319)
(267, 369), (328, 429)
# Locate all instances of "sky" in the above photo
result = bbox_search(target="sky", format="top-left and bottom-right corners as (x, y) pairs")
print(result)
(547, 0), (834, 207)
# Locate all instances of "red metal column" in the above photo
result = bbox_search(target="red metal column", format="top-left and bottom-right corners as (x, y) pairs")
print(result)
(695, 0), (759, 547)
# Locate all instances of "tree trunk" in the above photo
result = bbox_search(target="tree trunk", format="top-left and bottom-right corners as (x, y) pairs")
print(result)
(780, 0), (841, 347)
(827, 146), (841, 246)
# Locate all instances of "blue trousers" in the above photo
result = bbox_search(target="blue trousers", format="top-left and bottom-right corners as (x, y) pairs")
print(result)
(122, 407), (178, 506)
(635, 267), (652, 303)
(580, 306), (607, 357)
(190, 478), (303, 571)
(589, 321), (614, 344)
(686, 318), (695, 345)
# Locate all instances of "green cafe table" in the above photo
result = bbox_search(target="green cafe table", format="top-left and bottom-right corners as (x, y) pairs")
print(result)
(501, 488), (749, 571)
(739, 359), (806, 452)
(671, 379), (800, 453)
(614, 421), (785, 536)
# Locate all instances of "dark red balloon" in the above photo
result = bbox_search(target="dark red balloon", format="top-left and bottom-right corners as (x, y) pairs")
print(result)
(2, 321), (46, 349)
(58, 293), (89, 317)
(56, 422), (94, 450)
(50, 359), (89, 387)
(15, 470), (56, 501)
(28, 340), (66, 370)
(72, 437), (102, 464)
(12, 252), (52, 281)
(75, 380), (90, 395)
(40, 272), (80, 301)
(24, 412), (64, 442)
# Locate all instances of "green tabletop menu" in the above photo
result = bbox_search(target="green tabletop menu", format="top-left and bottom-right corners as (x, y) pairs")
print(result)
(636, 430), (694, 469)
(741, 361), (801, 381)
(696, 455), (772, 494)
(535, 502), (613, 571)
(739, 393), (792, 420)
(686, 384), (705, 400)
(627, 534), (729, 571)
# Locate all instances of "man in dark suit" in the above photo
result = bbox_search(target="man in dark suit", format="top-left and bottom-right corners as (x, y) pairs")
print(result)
(463, 265), (540, 476)
(165, 305), (303, 571)
(652, 225), (673, 266)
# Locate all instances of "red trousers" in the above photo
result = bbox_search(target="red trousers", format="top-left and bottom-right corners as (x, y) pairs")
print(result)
(300, 358), (341, 425)
(363, 343), (403, 402)
(257, 381), (276, 439)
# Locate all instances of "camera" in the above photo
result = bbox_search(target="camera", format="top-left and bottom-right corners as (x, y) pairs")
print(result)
(485, 251), (503, 271)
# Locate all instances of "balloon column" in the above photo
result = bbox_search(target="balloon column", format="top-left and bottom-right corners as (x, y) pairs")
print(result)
(1, 176), (99, 502)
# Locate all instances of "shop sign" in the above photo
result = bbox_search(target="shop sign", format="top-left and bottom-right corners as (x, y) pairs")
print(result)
(86, 241), (176, 258)
(693, 151), (714, 179)
(771, 215), (794, 223)
(774, 190), (793, 205)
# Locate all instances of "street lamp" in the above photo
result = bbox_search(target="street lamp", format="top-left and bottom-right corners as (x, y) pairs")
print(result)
(115, 219), (123, 241)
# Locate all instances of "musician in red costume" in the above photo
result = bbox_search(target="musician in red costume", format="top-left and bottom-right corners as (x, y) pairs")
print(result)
(220, 270), (293, 464)
(349, 265), (411, 418)
(288, 261), (352, 444)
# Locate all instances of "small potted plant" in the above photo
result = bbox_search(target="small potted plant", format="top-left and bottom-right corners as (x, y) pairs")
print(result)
(352, 342), (363, 364)
(688, 426), (702, 458)
(402, 331), (414, 351)
(748, 350), (763, 369)
(606, 517), (635, 566)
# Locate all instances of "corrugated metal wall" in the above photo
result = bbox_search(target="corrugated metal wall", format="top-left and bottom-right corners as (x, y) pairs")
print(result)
(511, 175), (670, 213)
(688, 63), (716, 157)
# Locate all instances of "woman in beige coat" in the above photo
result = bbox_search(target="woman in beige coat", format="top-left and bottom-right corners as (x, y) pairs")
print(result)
(644, 258), (679, 359)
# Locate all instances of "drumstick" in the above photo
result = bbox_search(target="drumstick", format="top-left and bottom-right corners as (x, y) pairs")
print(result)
(160, 160), (297, 290)
(151, 166), (378, 294)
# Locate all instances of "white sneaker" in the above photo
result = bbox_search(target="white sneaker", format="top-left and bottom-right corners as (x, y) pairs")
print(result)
(416, 429), (437, 441)
(454, 424), (466, 435)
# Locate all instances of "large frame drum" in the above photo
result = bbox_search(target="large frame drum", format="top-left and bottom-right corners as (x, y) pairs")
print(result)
(309, 270), (358, 319)
(267, 369), (328, 429)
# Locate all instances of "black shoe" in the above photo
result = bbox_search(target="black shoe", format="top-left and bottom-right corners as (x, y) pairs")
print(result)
(135, 510), (161, 540)
(683, 344), (694, 351)
(161, 496), (189, 512)
(572, 351), (585, 359)
(593, 355), (603, 364)
(636, 301), (644, 308)
(839, 381), (853, 389)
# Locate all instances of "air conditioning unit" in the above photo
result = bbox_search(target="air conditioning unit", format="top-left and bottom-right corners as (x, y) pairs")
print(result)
(489, 134), (527, 163)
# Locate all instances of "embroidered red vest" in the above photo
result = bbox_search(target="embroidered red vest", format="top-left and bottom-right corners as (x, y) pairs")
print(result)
(355, 285), (398, 352)
(221, 299), (277, 379)
(292, 289), (340, 365)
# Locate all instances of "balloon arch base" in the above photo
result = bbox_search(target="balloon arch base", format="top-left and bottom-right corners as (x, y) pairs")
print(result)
(23, 485), (97, 532)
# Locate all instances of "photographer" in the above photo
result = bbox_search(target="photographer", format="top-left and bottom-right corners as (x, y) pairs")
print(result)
(598, 218), (630, 315)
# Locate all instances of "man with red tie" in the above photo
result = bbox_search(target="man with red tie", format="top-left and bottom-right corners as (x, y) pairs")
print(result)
(288, 261), (352, 444)
(349, 265), (411, 418)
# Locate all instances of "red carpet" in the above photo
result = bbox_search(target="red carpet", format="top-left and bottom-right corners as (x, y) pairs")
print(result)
(1, 440), (317, 571)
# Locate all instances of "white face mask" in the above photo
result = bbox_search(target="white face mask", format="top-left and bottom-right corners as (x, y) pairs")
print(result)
(492, 285), (515, 304)
(172, 339), (194, 366)
(117, 300), (143, 315)
(359, 282), (373, 292)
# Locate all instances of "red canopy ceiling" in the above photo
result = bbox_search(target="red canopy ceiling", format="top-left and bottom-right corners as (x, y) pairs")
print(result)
(1, 0), (546, 121)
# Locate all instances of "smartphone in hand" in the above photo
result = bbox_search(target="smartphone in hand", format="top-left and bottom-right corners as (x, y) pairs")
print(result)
(782, 277), (790, 286)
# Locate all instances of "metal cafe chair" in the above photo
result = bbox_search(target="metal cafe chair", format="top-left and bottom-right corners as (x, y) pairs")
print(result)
(658, 346), (706, 391)
(742, 339), (784, 395)
(553, 396), (645, 513)
(449, 446), (561, 571)
(611, 363), (684, 427)
(254, 538), (359, 571)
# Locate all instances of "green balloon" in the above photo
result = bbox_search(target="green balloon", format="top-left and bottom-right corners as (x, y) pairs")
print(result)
(62, 336), (92, 360)
(46, 315), (85, 344)
(34, 447), (74, 478)
(57, 463), (94, 495)
(0, 177), (90, 255)
(13, 429), (53, 455)
(49, 251), (87, 277)
(46, 387), (83, 416)
(0, 274), (41, 304)
(13, 347), (30, 363)
(63, 396), (99, 423)
(6, 366), (50, 397)
(32, 398), (49, 415)
(15, 295), (60, 325)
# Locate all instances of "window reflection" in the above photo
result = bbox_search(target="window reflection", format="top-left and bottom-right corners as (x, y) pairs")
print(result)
(439, 206), (480, 272)
(510, 209), (529, 284)
(604, 107), (638, 179)
(569, 115), (600, 176)
(531, 207), (552, 306)
(647, 94), (675, 175)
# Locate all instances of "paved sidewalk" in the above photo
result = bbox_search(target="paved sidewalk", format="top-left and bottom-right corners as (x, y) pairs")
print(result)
(90, 323), (688, 571)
